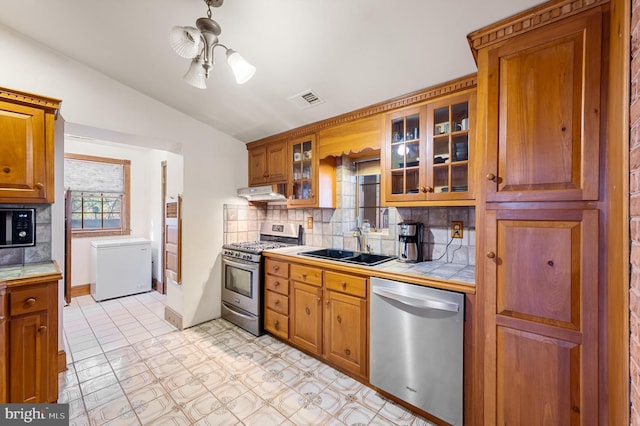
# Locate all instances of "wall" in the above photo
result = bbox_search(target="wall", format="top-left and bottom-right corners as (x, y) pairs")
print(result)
(0, 24), (246, 329)
(64, 138), (167, 287)
(630, 0), (640, 422)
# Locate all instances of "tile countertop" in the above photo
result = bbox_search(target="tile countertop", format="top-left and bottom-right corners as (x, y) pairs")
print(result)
(0, 261), (62, 284)
(263, 245), (476, 294)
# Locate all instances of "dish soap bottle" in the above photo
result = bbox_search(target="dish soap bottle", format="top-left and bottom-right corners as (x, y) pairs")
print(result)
(362, 219), (371, 233)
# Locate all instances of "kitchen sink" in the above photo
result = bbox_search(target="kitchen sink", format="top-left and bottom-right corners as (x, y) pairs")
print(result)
(300, 249), (396, 266)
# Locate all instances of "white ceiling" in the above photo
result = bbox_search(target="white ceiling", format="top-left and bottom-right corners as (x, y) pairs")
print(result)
(0, 0), (544, 143)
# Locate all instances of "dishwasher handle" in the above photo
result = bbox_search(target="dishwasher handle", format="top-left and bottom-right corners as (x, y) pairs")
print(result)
(372, 287), (460, 313)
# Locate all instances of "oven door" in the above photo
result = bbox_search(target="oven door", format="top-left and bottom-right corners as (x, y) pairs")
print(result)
(221, 256), (260, 315)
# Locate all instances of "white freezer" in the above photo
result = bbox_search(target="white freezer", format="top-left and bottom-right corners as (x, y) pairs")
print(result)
(91, 238), (152, 301)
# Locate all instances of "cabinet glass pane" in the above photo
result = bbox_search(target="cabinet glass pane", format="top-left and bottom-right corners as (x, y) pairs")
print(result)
(434, 107), (450, 135)
(406, 114), (419, 140)
(451, 102), (469, 131)
(293, 163), (302, 180)
(433, 167), (449, 193)
(303, 181), (312, 199)
(452, 135), (468, 162)
(434, 136), (450, 164)
(406, 169), (419, 193)
(302, 161), (311, 179)
(293, 144), (302, 161)
(391, 118), (404, 142)
(302, 141), (312, 157)
(451, 165), (468, 191)
(391, 170), (404, 194)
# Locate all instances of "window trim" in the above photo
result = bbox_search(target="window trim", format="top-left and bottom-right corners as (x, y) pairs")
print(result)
(65, 153), (131, 238)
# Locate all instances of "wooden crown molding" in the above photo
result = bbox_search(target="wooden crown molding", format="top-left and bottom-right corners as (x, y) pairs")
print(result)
(248, 73), (477, 147)
(0, 86), (62, 117)
(467, 0), (609, 61)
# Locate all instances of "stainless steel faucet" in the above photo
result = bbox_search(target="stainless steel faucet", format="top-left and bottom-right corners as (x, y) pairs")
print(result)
(353, 227), (371, 253)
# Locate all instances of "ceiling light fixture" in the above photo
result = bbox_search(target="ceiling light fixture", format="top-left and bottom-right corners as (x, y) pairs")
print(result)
(169, 0), (255, 89)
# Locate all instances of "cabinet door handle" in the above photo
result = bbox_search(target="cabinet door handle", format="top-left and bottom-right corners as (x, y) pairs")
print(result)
(24, 298), (37, 307)
(38, 325), (47, 333)
(486, 173), (496, 181)
(486, 251), (496, 259)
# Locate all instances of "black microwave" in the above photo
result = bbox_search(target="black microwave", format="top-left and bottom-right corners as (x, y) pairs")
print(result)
(0, 208), (35, 248)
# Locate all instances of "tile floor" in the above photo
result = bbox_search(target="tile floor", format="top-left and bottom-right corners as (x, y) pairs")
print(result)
(61, 292), (434, 426)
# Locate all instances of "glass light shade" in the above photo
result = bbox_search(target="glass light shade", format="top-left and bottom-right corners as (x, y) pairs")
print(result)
(183, 57), (207, 89)
(226, 49), (256, 84)
(396, 144), (408, 156)
(169, 26), (202, 58)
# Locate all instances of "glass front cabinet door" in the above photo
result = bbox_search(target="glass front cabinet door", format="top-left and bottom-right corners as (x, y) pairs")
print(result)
(288, 134), (316, 207)
(384, 106), (427, 202)
(383, 91), (475, 204)
(426, 92), (475, 201)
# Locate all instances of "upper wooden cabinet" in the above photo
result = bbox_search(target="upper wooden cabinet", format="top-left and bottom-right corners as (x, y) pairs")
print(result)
(382, 90), (476, 205)
(288, 134), (335, 208)
(247, 140), (287, 186)
(475, 7), (602, 202)
(0, 88), (61, 203)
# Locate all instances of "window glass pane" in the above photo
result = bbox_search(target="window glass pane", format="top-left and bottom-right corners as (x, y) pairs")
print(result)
(83, 213), (102, 229)
(71, 213), (83, 229)
(103, 213), (121, 229)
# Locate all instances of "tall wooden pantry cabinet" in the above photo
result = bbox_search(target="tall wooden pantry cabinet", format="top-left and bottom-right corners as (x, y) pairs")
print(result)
(468, 0), (610, 424)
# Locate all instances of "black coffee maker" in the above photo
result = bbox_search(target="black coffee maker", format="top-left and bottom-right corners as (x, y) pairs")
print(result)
(398, 222), (422, 263)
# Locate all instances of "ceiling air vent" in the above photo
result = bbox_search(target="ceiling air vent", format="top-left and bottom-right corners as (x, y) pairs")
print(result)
(287, 89), (325, 110)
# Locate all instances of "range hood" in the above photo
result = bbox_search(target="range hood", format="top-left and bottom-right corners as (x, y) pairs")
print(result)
(237, 185), (287, 202)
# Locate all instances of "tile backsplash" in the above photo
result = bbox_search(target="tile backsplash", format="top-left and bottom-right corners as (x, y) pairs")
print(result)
(223, 204), (475, 266)
(0, 205), (52, 266)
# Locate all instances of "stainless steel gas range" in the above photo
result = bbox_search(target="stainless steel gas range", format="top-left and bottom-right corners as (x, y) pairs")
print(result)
(221, 222), (302, 335)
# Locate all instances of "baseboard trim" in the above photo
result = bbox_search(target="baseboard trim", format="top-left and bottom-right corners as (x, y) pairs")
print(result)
(71, 284), (91, 298)
(152, 278), (165, 294)
(164, 306), (183, 330)
(58, 350), (67, 372)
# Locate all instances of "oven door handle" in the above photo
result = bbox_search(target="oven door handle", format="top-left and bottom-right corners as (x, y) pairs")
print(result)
(223, 257), (258, 269)
(222, 301), (256, 320)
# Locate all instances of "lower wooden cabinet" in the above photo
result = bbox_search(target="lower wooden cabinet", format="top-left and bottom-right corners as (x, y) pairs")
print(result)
(324, 288), (367, 379)
(264, 257), (369, 380)
(2, 274), (60, 403)
(290, 280), (323, 355)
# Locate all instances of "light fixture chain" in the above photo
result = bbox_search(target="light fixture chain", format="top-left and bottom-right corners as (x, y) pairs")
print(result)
(206, 0), (212, 18)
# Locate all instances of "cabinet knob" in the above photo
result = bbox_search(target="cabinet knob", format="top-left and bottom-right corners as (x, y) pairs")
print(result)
(341, 282), (347, 289)
(419, 186), (426, 193)
(38, 325), (47, 333)
(274, 320), (280, 330)
(486, 173), (496, 181)
(273, 265), (280, 271)
(263, 172), (269, 178)
(337, 315), (342, 324)
(24, 298), (36, 307)
(2, 167), (10, 174)
(486, 251), (496, 259)
(35, 182), (44, 189)
(301, 273), (307, 278)
(345, 348), (351, 356)
(274, 281), (280, 286)
(305, 307), (311, 315)
(275, 300), (280, 305)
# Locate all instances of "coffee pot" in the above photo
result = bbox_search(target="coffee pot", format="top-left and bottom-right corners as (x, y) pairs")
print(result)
(398, 222), (422, 263)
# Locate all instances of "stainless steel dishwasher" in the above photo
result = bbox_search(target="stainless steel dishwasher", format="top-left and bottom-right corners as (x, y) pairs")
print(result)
(370, 277), (464, 426)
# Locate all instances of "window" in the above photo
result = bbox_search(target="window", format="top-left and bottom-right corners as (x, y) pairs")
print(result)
(64, 154), (131, 237)
(355, 159), (388, 230)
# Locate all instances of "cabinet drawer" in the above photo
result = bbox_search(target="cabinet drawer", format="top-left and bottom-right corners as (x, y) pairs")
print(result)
(9, 286), (49, 316)
(266, 290), (289, 315)
(290, 264), (322, 286)
(324, 271), (367, 298)
(264, 309), (288, 340)
(265, 259), (289, 278)
(265, 275), (288, 296)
